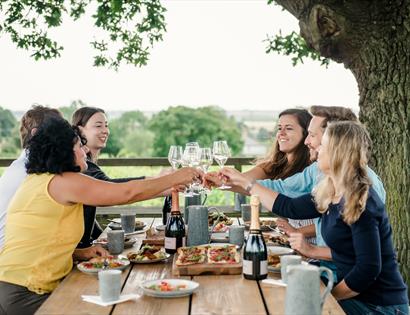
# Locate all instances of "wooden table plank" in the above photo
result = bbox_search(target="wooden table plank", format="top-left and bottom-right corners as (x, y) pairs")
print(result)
(36, 218), (155, 315)
(191, 275), (267, 315)
(260, 273), (345, 315)
(112, 259), (190, 315)
(35, 267), (130, 315)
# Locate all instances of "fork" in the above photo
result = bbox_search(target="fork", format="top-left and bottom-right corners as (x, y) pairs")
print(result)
(102, 258), (109, 270)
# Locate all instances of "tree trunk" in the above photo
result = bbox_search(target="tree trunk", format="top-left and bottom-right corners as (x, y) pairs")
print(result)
(274, 0), (410, 290)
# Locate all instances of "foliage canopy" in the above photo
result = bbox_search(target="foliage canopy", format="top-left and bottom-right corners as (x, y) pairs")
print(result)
(0, 0), (167, 70)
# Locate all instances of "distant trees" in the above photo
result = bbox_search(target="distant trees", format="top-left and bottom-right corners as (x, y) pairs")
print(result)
(0, 106), (19, 156)
(0, 105), (245, 158)
(149, 106), (244, 157)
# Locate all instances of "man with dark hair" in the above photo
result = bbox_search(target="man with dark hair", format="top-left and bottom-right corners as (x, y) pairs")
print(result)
(0, 105), (64, 250)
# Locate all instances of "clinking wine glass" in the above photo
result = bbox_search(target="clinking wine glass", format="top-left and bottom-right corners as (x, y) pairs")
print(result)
(212, 140), (231, 189)
(183, 144), (201, 196)
(199, 147), (213, 193)
(168, 145), (183, 170)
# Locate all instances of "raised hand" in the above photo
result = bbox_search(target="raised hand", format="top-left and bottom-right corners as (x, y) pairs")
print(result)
(172, 167), (204, 187)
(218, 167), (248, 189)
(203, 171), (223, 189)
(276, 218), (297, 236)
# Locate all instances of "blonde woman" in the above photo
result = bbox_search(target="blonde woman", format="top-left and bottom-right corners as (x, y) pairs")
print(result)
(219, 121), (408, 314)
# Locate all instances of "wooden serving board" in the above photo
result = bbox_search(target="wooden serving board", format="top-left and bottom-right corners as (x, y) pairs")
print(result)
(172, 253), (242, 276)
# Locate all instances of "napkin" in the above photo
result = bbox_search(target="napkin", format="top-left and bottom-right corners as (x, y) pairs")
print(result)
(81, 294), (139, 307)
(261, 279), (287, 287)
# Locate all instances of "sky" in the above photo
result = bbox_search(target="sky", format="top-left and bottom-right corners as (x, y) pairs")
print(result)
(0, 0), (359, 113)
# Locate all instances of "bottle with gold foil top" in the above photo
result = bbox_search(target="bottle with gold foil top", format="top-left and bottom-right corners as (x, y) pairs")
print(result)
(243, 195), (268, 280)
(164, 190), (186, 254)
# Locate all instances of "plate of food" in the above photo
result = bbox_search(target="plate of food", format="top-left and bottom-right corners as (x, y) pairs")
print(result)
(210, 222), (230, 233)
(265, 234), (291, 247)
(267, 246), (294, 272)
(208, 211), (233, 226)
(77, 256), (130, 274)
(108, 219), (147, 231)
(127, 245), (170, 263)
(140, 279), (199, 298)
(93, 236), (137, 249)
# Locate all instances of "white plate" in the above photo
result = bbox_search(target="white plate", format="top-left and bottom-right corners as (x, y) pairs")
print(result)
(108, 220), (147, 231)
(130, 253), (171, 264)
(77, 257), (130, 274)
(210, 232), (229, 242)
(267, 246), (294, 256)
(155, 224), (166, 231)
(93, 237), (137, 249)
(268, 260), (308, 273)
(140, 279), (199, 298)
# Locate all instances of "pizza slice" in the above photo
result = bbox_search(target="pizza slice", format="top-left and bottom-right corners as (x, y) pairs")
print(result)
(207, 245), (239, 264)
(176, 245), (207, 266)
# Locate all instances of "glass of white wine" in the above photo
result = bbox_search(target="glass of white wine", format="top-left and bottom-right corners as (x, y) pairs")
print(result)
(168, 145), (183, 170)
(212, 140), (231, 189)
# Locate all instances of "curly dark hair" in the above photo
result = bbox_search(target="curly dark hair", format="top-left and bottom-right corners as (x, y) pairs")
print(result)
(26, 118), (85, 174)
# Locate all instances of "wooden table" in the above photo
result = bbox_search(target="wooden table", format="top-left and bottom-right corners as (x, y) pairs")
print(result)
(36, 217), (345, 315)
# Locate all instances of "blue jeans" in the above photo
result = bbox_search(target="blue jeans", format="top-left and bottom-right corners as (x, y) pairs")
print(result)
(339, 299), (409, 315)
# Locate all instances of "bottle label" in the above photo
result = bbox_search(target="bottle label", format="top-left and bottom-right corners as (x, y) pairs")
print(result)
(243, 259), (253, 275)
(164, 237), (176, 250)
(260, 260), (268, 275)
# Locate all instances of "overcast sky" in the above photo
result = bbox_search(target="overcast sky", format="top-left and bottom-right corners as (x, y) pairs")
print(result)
(0, 0), (359, 113)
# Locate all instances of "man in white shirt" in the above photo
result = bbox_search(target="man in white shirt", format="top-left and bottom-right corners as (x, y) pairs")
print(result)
(0, 105), (63, 250)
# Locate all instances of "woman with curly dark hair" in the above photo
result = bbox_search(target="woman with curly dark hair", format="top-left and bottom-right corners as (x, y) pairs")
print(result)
(0, 118), (201, 315)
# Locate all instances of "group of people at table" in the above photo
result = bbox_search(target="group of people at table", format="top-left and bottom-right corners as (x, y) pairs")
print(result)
(0, 105), (408, 315)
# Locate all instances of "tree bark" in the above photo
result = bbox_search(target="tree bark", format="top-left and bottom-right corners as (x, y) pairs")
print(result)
(274, 0), (410, 291)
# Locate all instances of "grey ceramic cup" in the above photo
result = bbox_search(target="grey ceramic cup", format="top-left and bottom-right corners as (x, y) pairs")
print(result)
(107, 230), (124, 255)
(241, 204), (251, 222)
(280, 255), (302, 284)
(229, 225), (245, 247)
(120, 214), (135, 233)
(186, 205), (209, 246)
(98, 270), (122, 302)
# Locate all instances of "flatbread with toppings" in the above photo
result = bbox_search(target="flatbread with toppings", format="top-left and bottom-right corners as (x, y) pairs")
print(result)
(176, 246), (208, 266)
(127, 245), (168, 263)
(207, 245), (239, 264)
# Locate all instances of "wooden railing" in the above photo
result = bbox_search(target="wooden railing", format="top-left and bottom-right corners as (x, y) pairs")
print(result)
(0, 157), (255, 216)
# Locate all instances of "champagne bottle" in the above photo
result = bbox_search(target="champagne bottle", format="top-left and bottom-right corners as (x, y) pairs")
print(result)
(162, 195), (172, 225)
(243, 195), (268, 280)
(164, 190), (186, 254)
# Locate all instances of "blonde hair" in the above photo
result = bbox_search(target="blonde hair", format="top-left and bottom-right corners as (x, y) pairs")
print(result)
(313, 121), (372, 225)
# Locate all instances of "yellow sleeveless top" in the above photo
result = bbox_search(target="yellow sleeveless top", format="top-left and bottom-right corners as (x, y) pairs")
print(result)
(0, 173), (84, 294)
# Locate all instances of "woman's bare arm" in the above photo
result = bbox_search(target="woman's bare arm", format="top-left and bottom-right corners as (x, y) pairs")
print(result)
(49, 167), (200, 206)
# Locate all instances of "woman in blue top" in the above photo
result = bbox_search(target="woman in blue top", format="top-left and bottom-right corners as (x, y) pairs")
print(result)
(219, 121), (408, 315)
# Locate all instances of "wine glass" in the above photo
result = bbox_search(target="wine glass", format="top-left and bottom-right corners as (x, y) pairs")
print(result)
(212, 140), (231, 189)
(183, 144), (201, 195)
(199, 147), (213, 173)
(199, 147), (213, 193)
(168, 145), (183, 170)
